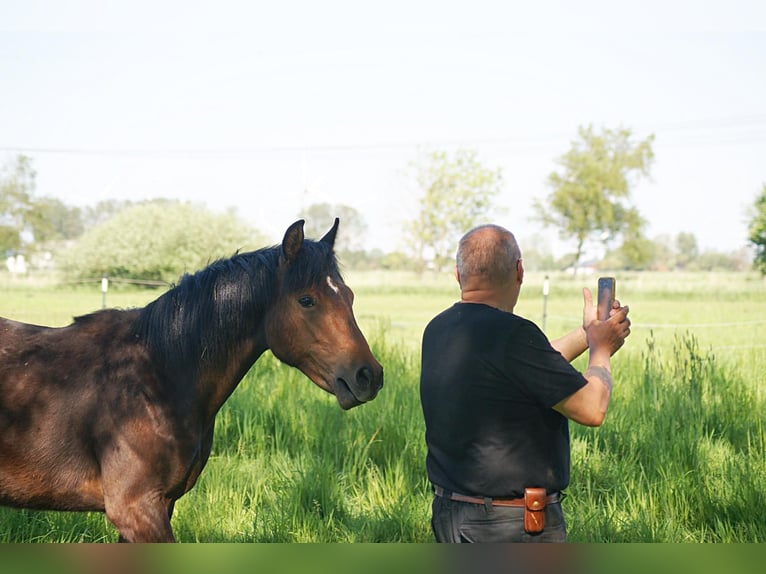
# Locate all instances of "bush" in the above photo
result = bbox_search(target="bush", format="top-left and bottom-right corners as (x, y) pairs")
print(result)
(57, 201), (267, 283)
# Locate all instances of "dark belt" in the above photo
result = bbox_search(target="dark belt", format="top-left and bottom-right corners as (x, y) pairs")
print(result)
(433, 485), (560, 508)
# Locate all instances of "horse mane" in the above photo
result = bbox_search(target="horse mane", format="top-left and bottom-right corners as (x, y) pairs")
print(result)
(131, 238), (340, 377)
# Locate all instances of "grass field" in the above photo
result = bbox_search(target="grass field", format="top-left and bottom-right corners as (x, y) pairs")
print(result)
(0, 270), (764, 542)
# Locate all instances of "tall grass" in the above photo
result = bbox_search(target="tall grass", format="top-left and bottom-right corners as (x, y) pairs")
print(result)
(567, 333), (765, 542)
(1, 271), (764, 542)
(1, 328), (763, 542)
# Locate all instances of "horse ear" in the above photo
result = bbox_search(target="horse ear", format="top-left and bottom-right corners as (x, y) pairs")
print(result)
(320, 217), (340, 249)
(281, 220), (305, 263)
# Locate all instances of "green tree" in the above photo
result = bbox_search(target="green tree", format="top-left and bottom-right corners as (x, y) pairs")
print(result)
(0, 155), (84, 258)
(297, 202), (366, 253)
(0, 154), (36, 254)
(405, 148), (503, 273)
(675, 231), (699, 270)
(613, 235), (656, 270)
(59, 200), (267, 282)
(26, 197), (84, 244)
(534, 125), (654, 270)
(748, 184), (766, 275)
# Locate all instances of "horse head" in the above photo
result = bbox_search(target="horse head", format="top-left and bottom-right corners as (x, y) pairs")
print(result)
(264, 219), (383, 410)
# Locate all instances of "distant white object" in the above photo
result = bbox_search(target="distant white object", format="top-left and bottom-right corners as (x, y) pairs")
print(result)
(5, 254), (27, 274)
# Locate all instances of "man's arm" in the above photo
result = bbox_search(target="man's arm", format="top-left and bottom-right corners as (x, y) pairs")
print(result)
(553, 359), (613, 427)
(553, 305), (630, 427)
(550, 325), (588, 362)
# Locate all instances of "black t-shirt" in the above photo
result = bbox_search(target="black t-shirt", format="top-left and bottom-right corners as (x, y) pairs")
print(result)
(419, 302), (587, 498)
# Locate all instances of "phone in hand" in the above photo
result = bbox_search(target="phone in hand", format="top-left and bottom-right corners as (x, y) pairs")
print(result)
(597, 277), (616, 321)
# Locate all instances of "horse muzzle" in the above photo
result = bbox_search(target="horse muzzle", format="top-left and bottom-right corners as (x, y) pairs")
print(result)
(331, 364), (384, 410)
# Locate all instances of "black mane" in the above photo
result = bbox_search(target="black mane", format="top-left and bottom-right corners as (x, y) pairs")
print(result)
(132, 239), (340, 377)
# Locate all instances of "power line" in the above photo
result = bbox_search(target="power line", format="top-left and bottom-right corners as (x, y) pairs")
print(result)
(2, 114), (765, 159)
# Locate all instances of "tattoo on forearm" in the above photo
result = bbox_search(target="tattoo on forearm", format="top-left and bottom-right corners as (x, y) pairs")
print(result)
(585, 366), (613, 395)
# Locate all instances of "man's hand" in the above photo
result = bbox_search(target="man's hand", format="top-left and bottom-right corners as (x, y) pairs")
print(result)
(582, 287), (625, 330)
(581, 288), (597, 329)
(586, 304), (631, 357)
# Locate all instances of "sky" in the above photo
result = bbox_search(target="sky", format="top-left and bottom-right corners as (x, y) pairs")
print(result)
(1, 1), (765, 258)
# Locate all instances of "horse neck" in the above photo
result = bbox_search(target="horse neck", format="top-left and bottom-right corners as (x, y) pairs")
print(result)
(135, 250), (276, 421)
(195, 331), (268, 424)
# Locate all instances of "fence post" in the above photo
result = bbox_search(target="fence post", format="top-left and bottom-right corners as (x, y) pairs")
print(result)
(101, 274), (108, 309)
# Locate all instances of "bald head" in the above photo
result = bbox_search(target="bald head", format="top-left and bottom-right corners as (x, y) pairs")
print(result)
(456, 224), (522, 291)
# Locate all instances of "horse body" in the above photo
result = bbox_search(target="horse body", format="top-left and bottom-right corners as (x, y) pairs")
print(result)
(0, 219), (383, 542)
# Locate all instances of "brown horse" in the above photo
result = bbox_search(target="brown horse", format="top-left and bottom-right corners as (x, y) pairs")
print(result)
(0, 218), (383, 542)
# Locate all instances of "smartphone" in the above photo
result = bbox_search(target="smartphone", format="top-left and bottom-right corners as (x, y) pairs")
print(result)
(597, 277), (616, 321)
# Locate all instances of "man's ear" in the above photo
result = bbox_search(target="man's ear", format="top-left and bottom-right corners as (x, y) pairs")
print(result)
(454, 266), (462, 286)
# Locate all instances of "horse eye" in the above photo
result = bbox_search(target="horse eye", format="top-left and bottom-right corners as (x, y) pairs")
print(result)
(298, 295), (316, 308)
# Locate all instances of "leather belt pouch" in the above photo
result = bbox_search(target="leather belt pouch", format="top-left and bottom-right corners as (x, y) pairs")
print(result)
(523, 487), (547, 534)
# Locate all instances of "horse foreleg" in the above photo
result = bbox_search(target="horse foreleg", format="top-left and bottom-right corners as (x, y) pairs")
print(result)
(106, 494), (176, 543)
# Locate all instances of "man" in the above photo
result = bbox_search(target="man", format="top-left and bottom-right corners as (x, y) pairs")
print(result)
(419, 224), (631, 543)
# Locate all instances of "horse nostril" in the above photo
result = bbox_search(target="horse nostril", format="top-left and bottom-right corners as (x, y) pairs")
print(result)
(356, 365), (383, 392)
(356, 366), (372, 387)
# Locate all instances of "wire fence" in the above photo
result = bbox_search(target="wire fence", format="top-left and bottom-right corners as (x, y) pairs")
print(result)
(546, 315), (766, 329)
(61, 276), (170, 309)
(63, 277), (170, 288)
(541, 313), (766, 352)
(6, 271), (765, 351)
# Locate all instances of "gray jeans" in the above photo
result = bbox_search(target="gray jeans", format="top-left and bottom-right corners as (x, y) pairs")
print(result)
(430, 494), (567, 543)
